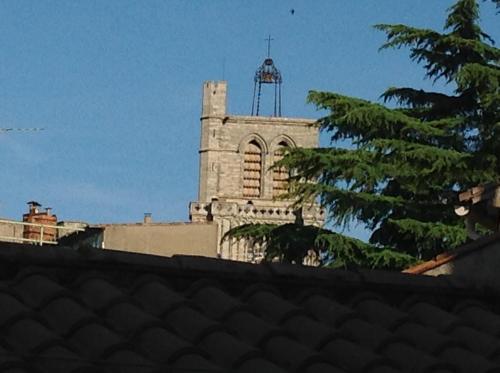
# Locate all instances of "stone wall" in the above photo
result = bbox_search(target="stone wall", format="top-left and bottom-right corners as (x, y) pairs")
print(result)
(191, 81), (324, 261)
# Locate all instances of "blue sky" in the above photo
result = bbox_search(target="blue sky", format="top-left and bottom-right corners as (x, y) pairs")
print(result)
(1, 1), (498, 240)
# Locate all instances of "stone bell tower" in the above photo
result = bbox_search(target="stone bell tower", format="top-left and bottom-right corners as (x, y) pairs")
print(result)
(190, 52), (324, 262)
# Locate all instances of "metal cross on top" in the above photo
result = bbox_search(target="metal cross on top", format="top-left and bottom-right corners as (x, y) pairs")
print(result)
(265, 35), (274, 57)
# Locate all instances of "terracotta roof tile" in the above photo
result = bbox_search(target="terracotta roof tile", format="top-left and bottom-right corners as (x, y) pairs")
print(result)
(1, 241), (500, 372)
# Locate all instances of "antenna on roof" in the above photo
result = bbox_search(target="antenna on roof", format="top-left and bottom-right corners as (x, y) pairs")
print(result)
(0, 128), (45, 132)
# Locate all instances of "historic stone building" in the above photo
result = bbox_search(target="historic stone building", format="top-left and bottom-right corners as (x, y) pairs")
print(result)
(189, 80), (324, 261)
(0, 56), (324, 262)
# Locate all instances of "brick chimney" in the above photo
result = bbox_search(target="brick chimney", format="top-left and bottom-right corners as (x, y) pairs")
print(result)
(23, 201), (58, 243)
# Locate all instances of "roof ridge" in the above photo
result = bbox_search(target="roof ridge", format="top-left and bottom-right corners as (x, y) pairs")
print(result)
(0, 241), (493, 295)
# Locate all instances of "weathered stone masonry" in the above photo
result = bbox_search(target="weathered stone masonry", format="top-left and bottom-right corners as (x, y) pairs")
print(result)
(190, 81), (324, 261)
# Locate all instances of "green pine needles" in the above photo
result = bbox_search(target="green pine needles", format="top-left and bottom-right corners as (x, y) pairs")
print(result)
(225, 0), (499, 270)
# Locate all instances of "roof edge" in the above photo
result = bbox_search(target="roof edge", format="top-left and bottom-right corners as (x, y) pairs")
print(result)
(403, 232), (500, 274)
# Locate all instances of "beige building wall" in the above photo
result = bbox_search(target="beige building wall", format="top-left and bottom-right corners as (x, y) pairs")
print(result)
(422, 235), (500, 289)
(101, 222), (218, 258)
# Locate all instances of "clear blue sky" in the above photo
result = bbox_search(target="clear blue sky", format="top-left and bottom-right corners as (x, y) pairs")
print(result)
(1, 1), (498, 240)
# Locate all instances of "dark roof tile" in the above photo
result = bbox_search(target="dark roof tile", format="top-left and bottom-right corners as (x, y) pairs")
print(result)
(77, 277), (126, 311)
(283, 314), (337, 349)
(170, 353), (221, 373)
(200, 330), (260, 368)
(380, 341), (456, 373)
(102, 349), (153, 373)
(7, 318), (60, 353)
(407, 301), (467, 332)
(190, 284), (247, 319)
(337, 317), (393, 350)
(0, 345), (28, 372)
(263, 335), (329, 372)
(301, 294), (356, 327)
(304, 362), (347, 373)
(321, 338), (399, 373)
(246, 289), (303, 323)
(353, 297), (409, 330)
(34, 345), (92, 373)
(132, 280), (185, 316)
(439, 346), (500, 373)
(13, 273), (68, 309)
(165, 305), (222, 342)
(236, 357), (288, 373)
(455, 303), (500, 336)
(0, 292), (30, 326)
(134, 326), (196, 363)
(449, 326), (500, 357)
(105, 302), (159, 335)
(41, 297), (97, 336)
(225, 310), (283, 345)
(68, 322), (126, 359)
(174, 254), (271, 279)
(394, 322), (460, 354)
(2, 242), (500, 373)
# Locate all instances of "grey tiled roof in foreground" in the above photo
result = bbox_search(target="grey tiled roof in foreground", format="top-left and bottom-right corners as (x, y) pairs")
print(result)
(0, 241), (500, 373)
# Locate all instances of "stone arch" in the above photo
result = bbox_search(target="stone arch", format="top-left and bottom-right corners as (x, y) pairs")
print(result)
(269, 134), (296, 150)
(237, 133), (268, 154)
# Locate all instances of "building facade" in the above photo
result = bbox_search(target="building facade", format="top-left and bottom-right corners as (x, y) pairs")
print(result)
(189, 81), (324, 261)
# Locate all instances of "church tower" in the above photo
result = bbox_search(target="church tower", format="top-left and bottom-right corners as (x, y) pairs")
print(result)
(190, 52), (324, 262)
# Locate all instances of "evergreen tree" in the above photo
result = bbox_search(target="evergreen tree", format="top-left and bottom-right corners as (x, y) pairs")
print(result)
(225, 0), (499, 269)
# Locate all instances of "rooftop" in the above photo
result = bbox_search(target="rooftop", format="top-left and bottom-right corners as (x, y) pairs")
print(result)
(1, 241), (500, 372)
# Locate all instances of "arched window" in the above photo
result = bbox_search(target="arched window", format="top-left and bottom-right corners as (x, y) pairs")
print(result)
(273, 141), (289, 197)
(243, 140), (262, 197)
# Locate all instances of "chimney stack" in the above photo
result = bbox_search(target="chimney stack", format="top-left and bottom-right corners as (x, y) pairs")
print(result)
(23, 201), (57, 243)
